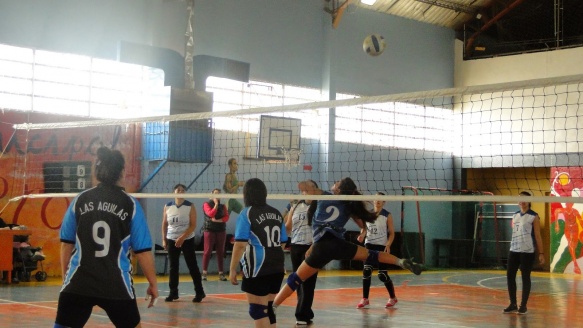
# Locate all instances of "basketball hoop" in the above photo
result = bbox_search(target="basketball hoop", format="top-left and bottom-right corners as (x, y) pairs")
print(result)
(281, 148), (302, 170)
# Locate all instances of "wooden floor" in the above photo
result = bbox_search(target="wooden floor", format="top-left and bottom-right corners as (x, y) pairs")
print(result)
(1, 269), (582, 327)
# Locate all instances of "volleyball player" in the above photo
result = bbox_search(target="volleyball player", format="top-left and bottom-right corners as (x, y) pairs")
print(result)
(284, 180), (319, 325)
(273, 177), (421, 312)
(355, 192), (398, 309)
(54, 147), (158, 328)
(504, 191), (545, 315)
(229, 178), (288, 328)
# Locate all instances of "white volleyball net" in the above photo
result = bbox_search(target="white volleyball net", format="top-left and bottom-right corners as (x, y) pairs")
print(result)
(3, 74), (583, 272)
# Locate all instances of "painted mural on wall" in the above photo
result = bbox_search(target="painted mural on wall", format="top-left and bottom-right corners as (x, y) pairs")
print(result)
(550, 167), (583, 274)
(0, 111), (141, 277)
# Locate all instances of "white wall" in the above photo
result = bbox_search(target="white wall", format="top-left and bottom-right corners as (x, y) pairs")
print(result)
(454, 40), (583, 86)
(0, 0), (455, 96)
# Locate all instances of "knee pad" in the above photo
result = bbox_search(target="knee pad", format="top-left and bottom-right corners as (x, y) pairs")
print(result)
(366, 250), (379, 266)
(286, 272), (303, 291)
(249, 303), (269, 320)
(268, 301), (276, 324)
(363, 264), (373, 279)
(378, 270), (390, 283)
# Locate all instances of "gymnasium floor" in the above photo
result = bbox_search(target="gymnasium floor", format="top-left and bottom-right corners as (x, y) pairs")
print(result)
(0, 269), (581, 327)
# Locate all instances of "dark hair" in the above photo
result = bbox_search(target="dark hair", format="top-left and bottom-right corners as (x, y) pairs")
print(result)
(228, 158), (237, 166)
(308, 179), (319, 189)
(519, 191), (532, 208)
(243, 178), (267, 207)
(212, 188), (221, 193)
(338, 177), (377, 223)
(173, 184), (187, 191)
(95, 147), (125, 185)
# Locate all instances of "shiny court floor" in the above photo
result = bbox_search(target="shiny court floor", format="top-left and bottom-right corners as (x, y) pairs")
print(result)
(1, 269), (581, 327)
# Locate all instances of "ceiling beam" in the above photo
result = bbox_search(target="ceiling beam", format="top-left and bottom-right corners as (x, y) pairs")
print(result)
(413, 0), (478, 14)
(324, 0), (352, 29)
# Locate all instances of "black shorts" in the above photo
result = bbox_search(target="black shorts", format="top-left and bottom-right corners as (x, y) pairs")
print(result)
(305, 233), (359, 269)
(241, 272), (285, 296)
(55, 292), (140, 328)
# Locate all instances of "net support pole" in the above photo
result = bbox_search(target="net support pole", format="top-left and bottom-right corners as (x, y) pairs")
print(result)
(186, 162), (213, 191)
(138, 160), (168, 192)
(401, 186), (426, 264)
(493, 201), (501, 268)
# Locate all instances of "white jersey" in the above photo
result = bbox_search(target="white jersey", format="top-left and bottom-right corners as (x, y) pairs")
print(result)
(509, 209), (537, 253)
(290, 201), (313, 245)
(165, 200), (195, 240)
(364, 209), (390, 246)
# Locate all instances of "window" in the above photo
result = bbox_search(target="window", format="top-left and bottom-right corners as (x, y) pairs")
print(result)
(335, 93), (454, 152)
(0, 43), (165, 118)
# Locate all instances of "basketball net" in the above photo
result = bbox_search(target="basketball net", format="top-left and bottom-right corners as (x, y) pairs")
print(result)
(281, 148), (302, 170)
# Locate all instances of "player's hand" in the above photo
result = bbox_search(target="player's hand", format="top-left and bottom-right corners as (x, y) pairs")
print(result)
(145, 285), (159, 308)
(229, 271), (239, 285)
(538, 253), (545, 265)
(356, 235), (364, 243)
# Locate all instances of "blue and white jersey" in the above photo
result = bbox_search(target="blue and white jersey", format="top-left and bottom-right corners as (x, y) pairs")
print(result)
(510, 209), (538, 253)
(290, 201), (312, 245)
(60, 184), (152, 300)
(312, 192), (351, 242)
(235, 204), (288, 278)
(365, 209), (390, 246)
(165, 200), (195, 240)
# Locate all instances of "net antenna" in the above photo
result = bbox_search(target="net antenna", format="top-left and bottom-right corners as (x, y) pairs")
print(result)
(281, 147), (302, 170)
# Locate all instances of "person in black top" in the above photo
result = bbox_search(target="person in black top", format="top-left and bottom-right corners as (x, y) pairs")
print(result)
(54, 147), (158, 328)
(229, 178), (288, 328)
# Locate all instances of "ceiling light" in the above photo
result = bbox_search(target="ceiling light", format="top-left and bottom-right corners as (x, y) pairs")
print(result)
(362, 0), (377, 5)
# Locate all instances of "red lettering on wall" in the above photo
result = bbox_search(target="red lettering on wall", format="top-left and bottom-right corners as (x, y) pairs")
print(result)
(0, 177), (7, 199)
(41, 197), (69, 230)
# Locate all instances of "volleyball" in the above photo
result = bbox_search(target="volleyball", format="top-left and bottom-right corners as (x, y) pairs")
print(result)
(363, 34), (386, 56)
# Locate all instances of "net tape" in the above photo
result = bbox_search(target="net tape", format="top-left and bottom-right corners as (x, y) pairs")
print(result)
(12, 74), (583, 130)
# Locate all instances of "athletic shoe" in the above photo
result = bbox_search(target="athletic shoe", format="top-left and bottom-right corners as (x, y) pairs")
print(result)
(503, 304), (518, 314)
(165, 293), (179, 302)
(201, 273), (207, 281)
(219, 273), (227, 281)
(356, 298), (370, 309)
(192, 291), (206, 303)
(401, 258), (422, 275)
(385, 298), (398, 308)
(518, 306), (527, 315)
(295, 320), (312, 326)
